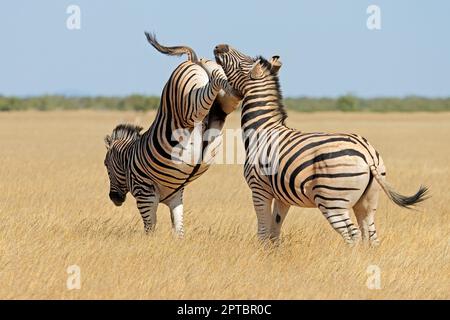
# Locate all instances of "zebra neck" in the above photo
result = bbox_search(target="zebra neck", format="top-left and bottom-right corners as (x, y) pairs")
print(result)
(241, 85), (287, 132)
(120, 141), (137, 172)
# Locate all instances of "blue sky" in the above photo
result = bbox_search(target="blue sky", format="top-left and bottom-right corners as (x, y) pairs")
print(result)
(1, 0), (449, 97)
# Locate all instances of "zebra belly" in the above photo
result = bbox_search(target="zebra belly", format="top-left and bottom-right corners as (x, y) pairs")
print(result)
(271, 142), (372, 208)
(148, 161), (211, 189)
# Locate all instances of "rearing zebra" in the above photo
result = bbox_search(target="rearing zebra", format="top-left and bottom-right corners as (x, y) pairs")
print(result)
(103, 34), (240, 236)
(214, 44), (428, 245)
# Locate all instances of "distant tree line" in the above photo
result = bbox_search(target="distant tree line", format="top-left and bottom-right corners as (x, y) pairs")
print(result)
(1, 94), (449, 112)
(284, 95), (450, 112)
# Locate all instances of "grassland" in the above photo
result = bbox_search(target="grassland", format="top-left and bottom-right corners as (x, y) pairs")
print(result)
(0, 110), (448, 299)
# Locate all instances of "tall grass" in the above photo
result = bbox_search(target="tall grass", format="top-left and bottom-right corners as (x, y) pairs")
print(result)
(0, 110), (448, 299)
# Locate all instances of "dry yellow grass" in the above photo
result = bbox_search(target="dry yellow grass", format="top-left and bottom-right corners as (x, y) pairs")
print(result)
(0, 110), (448, 299)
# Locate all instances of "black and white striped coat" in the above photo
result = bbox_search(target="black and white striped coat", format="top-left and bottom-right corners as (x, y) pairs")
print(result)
(214, 44), (428, 245)
(104, 35), (240, 236)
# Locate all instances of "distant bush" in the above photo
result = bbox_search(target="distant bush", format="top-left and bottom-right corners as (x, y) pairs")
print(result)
(336, 95), (359, 111)
(0, 95), (449, 112)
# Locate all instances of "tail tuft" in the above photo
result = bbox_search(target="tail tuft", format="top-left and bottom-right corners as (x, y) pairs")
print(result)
(144, 32), (198, 62)
(370, 166), (429, 209)
(387, 185), (430, 209)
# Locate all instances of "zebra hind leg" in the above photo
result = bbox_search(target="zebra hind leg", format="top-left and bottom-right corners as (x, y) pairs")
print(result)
(318, 205), (360, 245)
(353, 179), (381, 246)
(167, 190), (185, 238)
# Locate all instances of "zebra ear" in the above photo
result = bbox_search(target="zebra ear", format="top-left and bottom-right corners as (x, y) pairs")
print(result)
(270, 55), (282, 74)
(249, 60), (265, 80)
(104, 135), (112, 150)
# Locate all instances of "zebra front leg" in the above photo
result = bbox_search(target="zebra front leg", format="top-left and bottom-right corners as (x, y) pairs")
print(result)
(270, 199), (290, 242)
(134, 186), (159, 234)
(252, 193), (273, 242)
(200, 60), (229, 93)
(167, 190), (184, 238)
(210, 69), (237, 98)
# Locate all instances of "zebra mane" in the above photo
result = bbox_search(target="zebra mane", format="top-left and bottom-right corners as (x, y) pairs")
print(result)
(255, 56), (288, 125)
(256, 56), (275, 74)
(105, 124), (143, 148)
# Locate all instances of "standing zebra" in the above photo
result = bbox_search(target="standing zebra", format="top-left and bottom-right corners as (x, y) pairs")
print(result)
(214, 44), (428, 245)
(104, 34), (240, 236)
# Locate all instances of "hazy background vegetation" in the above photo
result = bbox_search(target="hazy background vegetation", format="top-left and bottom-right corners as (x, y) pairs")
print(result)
(1, 95), (450, 112)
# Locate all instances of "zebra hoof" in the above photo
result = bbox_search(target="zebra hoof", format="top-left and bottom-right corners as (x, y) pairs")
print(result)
(351, 232), (362, 244)
(269, 236), (282, 247)
(370, 239), (381, 247)
(344, 237), (357, 247)
(174, 231), (185, 239)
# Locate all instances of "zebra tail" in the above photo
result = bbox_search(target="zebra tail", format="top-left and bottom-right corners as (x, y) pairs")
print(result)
(144, 32), (198, 62)
(370, 166), (429, 209)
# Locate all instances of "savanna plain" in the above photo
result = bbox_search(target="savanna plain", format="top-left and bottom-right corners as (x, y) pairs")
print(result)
(0, 110), (448, 299)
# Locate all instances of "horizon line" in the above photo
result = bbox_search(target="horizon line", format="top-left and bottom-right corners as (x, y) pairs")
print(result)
(2, 94), (450, 100)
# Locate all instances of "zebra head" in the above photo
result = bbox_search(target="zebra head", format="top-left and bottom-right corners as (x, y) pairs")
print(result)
(104, 124), (143, 206)
(214, 44), (282, 97)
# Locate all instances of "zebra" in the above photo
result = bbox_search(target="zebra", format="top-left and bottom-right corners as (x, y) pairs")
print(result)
(103, 34), (240, 236)
(213, 44), (429, 245)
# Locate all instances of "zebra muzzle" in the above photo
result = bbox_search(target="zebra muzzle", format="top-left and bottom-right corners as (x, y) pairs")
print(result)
(214, 44), (229, 55)
(109, 191), (125, 206)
